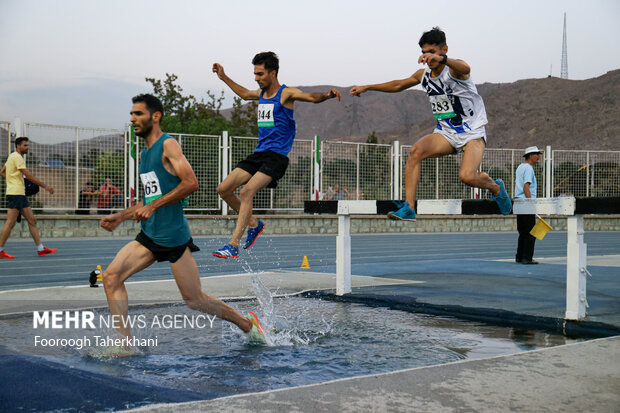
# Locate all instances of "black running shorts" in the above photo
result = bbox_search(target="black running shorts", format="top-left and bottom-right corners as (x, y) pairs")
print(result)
(135, 231), (200, 263)
(236, 150), (289, 189)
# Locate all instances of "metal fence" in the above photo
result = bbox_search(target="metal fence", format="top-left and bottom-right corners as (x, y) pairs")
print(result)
(1, 121), (11, 160)
(0, 122), (125, 212)
(399, 147), (547, 200)
(172, 133), (221, 211)
(1, 120), (618, 213)
(321, 141), (392, 201)
(228, 136), (313, 211)
(553, 150), (620, 197)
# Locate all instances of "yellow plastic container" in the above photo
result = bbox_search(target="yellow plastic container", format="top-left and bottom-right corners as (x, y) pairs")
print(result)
(530, 217), (552, 240)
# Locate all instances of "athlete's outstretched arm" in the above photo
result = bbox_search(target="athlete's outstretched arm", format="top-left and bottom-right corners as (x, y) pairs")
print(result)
(133, 139), (199, 222)
(212, 63), (260, 101)
(349, 70), (424, 97)
(284, 87), (342, 104)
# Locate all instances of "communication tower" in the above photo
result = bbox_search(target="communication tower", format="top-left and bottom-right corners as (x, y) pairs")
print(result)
(561, 13), (568, 79)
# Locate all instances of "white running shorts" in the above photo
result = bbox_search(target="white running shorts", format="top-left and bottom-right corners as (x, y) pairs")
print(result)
(434, 126), (487, 152)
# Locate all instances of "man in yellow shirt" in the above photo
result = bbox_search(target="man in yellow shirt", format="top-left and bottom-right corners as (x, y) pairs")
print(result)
(0, 137), (57, 258)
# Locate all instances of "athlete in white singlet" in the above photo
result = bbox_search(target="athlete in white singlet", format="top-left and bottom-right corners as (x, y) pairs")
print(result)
(350, 27), (512, 221)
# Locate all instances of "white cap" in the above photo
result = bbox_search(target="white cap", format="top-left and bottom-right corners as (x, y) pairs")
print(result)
(524, 146), (542, 157)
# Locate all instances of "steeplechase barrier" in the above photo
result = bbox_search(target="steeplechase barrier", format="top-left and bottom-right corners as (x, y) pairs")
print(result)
(304, 197), (620, 321)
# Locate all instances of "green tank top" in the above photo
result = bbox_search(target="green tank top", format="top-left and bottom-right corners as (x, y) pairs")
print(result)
(139, 133), (191, 247)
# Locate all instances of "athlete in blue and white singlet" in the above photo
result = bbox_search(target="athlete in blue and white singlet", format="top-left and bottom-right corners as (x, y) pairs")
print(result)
(421, 65), (488, 148)
(212, 52), (341, 258)
(350, 27), (512, 221)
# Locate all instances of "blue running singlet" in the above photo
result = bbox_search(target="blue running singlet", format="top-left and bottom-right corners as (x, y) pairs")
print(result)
(255, 84), (296, 156)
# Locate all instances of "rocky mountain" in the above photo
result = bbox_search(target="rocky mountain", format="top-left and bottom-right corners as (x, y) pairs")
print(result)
(232, 69), (620, 150)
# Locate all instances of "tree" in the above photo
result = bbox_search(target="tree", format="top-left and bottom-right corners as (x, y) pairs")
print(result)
(92, 150), (124, 191)
(145, 73), (257, 136)
(80, 148), (100, 169)
(360, 131), (390, 199)
(367, 130), (378, 144)
(229, 97), (258, 136)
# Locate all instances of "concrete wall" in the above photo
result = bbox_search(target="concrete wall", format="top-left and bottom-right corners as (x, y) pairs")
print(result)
(1, 214), (618, 239)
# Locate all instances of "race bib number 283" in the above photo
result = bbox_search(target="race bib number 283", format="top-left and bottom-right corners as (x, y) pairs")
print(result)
(429, 94), (456, 120)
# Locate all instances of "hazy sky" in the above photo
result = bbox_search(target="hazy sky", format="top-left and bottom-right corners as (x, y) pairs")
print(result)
(1, 0), (619, 129)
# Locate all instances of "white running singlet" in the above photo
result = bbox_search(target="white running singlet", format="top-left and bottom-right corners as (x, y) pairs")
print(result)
(421, 66), (487, 134)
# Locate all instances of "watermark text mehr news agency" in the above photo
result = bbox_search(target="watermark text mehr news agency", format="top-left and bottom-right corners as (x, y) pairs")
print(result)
(32, 310), (218, 330)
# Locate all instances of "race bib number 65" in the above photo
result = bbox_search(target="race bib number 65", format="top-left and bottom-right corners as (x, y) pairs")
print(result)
(140, 171), (162, 204)
(257, 103), (275, 127)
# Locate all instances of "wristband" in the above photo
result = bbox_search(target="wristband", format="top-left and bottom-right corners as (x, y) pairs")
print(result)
(440, 54), (448, 64)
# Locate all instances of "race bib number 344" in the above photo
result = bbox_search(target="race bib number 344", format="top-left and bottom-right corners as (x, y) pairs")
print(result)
(140, 171), (162, 204)
(257, 103), (275, 127)
(429, 94), (456, 120)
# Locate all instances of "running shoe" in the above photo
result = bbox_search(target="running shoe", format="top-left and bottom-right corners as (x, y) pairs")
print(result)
(0, 250), (15, 259)
(492, 179), (512, 215)
(38, 247), (57, 257)
(387, 201), (416, 221)
(243, 220), (264, 250)
(246, 311), (268, 344)
(212, 243), (239, 259)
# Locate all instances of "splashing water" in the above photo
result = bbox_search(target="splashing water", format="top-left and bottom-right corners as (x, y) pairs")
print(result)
(227, 272), (334, 347)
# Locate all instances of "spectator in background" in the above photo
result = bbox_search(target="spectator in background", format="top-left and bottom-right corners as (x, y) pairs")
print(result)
(76, 182), (99, 215)
(97, 177), (121, 214)
(330, 184), (348, 200)
(324, 186), (334, 200)
(0, 137), (57, 259)
(514, 146), (542, 265)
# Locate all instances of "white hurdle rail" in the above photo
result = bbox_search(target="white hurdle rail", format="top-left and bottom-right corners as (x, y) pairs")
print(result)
(304, 197), (620, 321)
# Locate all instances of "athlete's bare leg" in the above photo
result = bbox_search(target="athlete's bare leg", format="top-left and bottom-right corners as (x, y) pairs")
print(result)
(102, 241), (156, 338)
(170, 248), (252, 332)
(459, 138), (501, 196)
(404, 133), (456, 207)
(217, 168), (260, 234)
(227, 172), (272, 248)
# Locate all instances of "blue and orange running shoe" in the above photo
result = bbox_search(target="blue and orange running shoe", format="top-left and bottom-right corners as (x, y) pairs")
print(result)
(212, 243), (239, 259)
(492, 179), (512, 215)
(246, 311), (268, 344)
(387, 201), (416, 221)
(244, 220), (264, 250)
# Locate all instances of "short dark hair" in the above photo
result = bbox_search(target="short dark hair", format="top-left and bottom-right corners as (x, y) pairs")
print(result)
(418, 27), (446, 47)
(132, 93), (164, 119)
(15, 137), (28, 146)
(252, 51), (279, 76)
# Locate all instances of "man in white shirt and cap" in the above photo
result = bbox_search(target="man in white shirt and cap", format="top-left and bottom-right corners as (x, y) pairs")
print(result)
(514, 146), (542, 264)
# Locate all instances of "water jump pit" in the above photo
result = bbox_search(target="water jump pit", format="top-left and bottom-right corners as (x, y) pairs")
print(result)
(0, 286), (581, 412)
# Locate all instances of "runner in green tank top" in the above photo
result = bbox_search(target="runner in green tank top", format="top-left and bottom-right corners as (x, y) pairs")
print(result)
(100, 94), (267, 347)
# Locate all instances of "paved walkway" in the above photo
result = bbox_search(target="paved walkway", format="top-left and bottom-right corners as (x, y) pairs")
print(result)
(127, 336), (620, 413)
